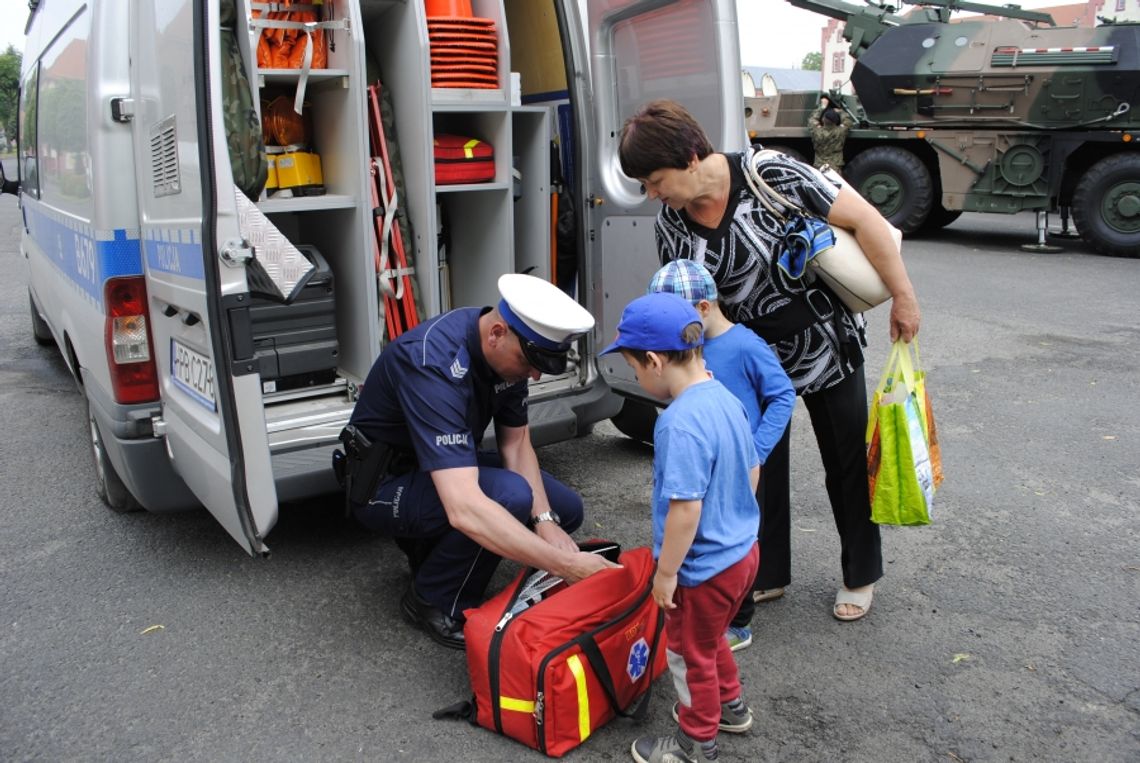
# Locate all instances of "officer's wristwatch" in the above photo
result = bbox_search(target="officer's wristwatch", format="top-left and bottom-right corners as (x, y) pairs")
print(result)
(529, 510), (561, 529)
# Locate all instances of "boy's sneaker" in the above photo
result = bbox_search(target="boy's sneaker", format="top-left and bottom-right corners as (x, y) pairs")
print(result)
(671, 698), (753, 734)
(631, 728), (718, 762)
(725, 625), (752, 652)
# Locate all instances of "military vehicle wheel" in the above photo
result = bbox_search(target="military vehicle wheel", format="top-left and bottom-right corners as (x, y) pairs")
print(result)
(920, 205), (962, 233)
(29, 292), (54, 346)
(761, 144), (808, 164)
(610, 398), (657, 445)
(1071, 153), (1140, 258)
(87, 399), (142, 513)
(845, 147), (934, 234)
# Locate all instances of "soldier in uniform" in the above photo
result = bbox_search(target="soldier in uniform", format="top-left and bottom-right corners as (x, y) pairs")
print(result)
(809, 96), (855, 172)
(345, 274), (617, 649)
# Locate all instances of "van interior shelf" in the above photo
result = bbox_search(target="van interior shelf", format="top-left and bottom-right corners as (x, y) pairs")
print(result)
(258, 69), (351, 88)
(258, 194), (357, 214)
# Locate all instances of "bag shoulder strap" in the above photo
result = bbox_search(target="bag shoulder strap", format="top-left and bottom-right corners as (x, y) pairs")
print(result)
(579, 570), (665, 720)
(743, 149), (802, 222)
(578, 600), (666, 722)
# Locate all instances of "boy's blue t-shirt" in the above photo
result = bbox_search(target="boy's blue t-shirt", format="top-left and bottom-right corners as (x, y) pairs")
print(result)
(703, 324), (795, 465)
(652, 378), (760, 587)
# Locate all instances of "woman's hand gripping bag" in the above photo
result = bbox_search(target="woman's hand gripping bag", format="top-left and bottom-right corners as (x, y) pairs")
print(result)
(867, 340), (941, 525)
(460, 546), (667, 757)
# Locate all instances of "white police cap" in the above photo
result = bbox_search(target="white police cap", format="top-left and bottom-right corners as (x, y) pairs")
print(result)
(497, 273), (594, 352)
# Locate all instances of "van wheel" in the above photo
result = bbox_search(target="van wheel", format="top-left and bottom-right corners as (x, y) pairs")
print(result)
(845, 147), (934, 234)
(1071, 153), (1140, 258)
(29, 293), (54, 346)
(87, 400), (142, 513)
(610, 399), (658, 445)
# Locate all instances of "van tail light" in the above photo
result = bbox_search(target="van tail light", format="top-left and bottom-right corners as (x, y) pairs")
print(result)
(104, 276), (159, 404)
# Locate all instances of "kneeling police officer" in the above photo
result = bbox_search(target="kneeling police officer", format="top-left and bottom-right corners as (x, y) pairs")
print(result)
(340, 274), (617, 648)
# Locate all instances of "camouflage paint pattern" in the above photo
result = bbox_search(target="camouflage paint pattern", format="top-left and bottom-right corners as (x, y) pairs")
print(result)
(745, 0), (1140, 257)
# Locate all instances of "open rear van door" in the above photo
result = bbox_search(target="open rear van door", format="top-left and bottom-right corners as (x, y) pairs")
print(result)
(580, 0), (744, 431)
(130, 0), (277, 554)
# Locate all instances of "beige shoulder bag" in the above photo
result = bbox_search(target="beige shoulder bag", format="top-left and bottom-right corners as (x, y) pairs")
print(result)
(742, 149), (898, 313)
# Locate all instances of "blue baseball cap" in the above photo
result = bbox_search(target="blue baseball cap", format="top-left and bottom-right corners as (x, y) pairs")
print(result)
(599, 292), (704, 356)
(647, 259), (717, 304)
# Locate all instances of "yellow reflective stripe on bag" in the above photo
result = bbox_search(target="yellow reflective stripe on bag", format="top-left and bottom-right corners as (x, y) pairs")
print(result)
(499, 696), (535, 714)
(567, 654), (592, 741)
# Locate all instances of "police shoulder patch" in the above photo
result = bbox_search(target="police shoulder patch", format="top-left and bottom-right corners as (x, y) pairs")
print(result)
(448, 347), (470, 381)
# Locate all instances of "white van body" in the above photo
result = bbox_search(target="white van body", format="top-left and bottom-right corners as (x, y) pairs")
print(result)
(13, 0), (744, 554)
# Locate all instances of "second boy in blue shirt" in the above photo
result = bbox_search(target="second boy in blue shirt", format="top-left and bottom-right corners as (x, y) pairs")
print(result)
(649, 259), (794, 650)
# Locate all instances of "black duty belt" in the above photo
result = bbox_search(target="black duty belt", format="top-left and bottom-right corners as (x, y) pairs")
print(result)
(332, 425), (417, 514)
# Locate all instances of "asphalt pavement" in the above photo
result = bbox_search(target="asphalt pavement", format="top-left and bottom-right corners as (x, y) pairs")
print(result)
(0, 183), (1137, 761)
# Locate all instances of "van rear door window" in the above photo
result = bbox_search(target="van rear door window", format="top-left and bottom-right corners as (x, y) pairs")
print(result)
(19, 64), (39, 199)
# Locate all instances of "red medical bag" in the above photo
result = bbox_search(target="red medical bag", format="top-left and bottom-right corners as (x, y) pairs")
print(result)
(433, 134), (495, 184)
(459, 545), (667, 757)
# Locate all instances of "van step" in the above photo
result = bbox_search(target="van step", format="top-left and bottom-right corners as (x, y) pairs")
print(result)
(272, 443), (341, 504)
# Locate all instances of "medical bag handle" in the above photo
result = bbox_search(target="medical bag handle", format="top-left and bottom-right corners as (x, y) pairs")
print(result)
(578, 602), (666, 722)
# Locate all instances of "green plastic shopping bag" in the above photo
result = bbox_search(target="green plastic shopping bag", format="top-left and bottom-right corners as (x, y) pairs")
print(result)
(910, 342), (943, 490)
(866, 341), (936, 525)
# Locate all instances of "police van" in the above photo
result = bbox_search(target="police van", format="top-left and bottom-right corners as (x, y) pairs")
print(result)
(5, 0), (744, 554)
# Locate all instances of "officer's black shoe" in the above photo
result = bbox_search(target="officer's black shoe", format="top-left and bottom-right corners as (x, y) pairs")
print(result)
(400, 586), (466, 650)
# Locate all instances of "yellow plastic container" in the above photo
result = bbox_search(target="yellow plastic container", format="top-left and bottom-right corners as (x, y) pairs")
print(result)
(274, 150), (324, 189)
(265, 153), (278, 191)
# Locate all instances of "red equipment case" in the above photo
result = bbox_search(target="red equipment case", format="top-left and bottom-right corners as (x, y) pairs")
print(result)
(433, 134), (495, 184)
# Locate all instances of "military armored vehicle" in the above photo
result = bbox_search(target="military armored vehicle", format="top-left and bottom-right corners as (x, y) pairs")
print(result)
(746, 0), (1139, 257)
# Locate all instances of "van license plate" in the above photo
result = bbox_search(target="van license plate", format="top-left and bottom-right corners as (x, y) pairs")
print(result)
(171, 339), (216, 411)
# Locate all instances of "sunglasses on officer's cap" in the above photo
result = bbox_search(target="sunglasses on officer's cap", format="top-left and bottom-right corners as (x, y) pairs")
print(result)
(497, 274), (594, 376)
(509, 326), (576, 375)
(499, 298), (586, 375)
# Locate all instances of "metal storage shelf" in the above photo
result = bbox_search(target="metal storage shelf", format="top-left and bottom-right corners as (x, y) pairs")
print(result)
(363, 0), (539, 316)
(431, 90), (508, 109)
(258, 194), (357, 213)
(435, 182), (511, 193)
(258, 69), (351, 87)
(245, 0), (379, 380)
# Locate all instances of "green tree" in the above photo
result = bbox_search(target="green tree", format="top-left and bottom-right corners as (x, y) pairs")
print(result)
(0, 45), (22, 147)
(801, 51), (822, 71)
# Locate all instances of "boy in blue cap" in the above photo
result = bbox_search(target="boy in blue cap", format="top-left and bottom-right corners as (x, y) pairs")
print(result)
(601, 292), (760, 763)
(648, 259), (794, 651)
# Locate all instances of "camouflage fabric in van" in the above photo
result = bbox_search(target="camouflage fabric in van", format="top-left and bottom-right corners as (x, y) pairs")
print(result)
(221, 0), (268, 201)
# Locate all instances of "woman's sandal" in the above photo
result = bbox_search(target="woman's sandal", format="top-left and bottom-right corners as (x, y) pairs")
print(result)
(752, 586), (786, 603)
(833, 586), (873, 622)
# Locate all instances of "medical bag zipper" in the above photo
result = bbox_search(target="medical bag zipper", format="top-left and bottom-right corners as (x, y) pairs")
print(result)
(488, 569), (534, 734)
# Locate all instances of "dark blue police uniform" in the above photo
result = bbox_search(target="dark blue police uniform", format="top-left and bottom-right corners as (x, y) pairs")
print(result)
(348, 306), (584, 620)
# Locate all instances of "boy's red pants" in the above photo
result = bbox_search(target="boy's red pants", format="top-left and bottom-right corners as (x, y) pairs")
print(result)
(665, 543), (760, 742)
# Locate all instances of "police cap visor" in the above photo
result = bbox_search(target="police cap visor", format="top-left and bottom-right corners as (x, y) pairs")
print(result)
(512, 327), (571, 375)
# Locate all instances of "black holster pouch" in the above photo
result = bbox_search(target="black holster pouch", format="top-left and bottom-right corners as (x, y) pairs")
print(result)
(333, 424), (395, 516)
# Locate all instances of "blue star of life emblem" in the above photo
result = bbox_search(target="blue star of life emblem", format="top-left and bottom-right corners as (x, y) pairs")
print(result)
(627, 637), (650, 681)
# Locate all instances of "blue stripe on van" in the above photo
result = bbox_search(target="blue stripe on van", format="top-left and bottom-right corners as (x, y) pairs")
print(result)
(144, 229), (206, 280)
(23, 204), (144, 305)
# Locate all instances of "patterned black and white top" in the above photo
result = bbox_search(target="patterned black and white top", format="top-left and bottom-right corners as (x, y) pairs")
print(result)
(655, 150), (866, 395)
